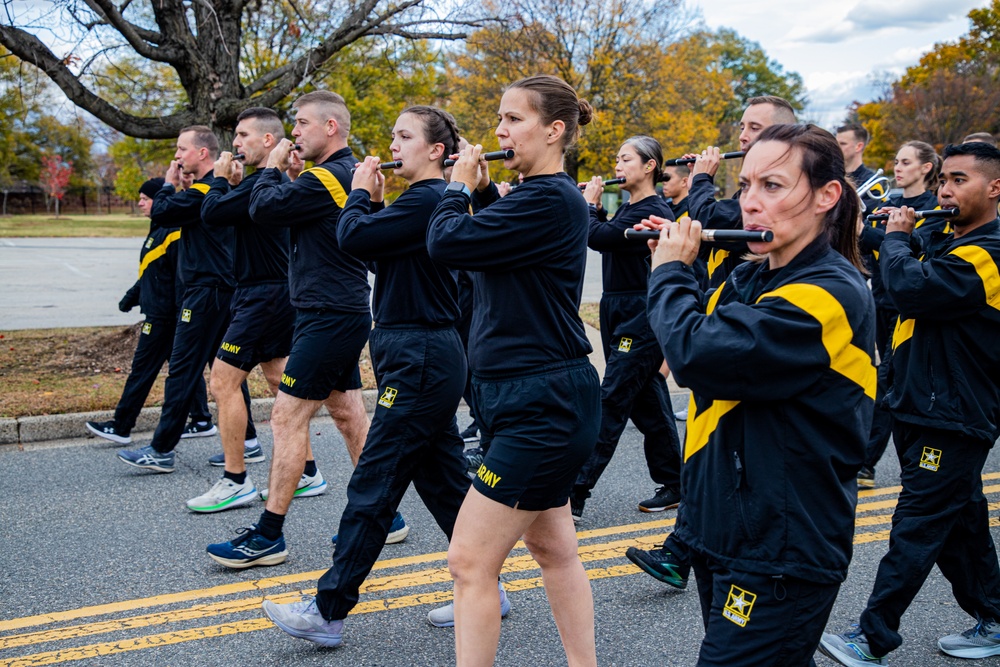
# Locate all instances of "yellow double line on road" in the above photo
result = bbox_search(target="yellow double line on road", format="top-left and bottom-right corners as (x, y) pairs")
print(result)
(3, 475), (999, 667)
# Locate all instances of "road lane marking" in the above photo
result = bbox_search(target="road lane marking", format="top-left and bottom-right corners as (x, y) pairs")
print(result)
(5, 478), (1000, 664)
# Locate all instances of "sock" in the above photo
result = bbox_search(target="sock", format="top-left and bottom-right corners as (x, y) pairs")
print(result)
(257, 509), (285, 541)
(304, 459), (318, 477)
(224, 470), (247, 485)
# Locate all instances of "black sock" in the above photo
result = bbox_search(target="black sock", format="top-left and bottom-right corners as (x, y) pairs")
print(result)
(304, 459), (318, 477)
(224, 470), (247, 485)
(257, 509), (285, 541)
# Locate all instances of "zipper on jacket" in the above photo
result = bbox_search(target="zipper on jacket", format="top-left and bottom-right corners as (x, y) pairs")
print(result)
(733, 451), (744, 489)
(928, 364), (936, 411)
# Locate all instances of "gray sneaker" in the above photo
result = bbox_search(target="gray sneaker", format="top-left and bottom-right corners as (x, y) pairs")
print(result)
(939, 619), (1000, 658)
(819, 626), (887, 666)
(208, 439), (266, 466)
(427, 581), (510, 628)
(262, 596), (343, 647)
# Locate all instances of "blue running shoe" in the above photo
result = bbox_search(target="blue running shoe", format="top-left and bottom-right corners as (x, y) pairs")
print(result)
(262, 596), (343, 647)
(117, 445), (175, 473)
(207, 525), (288, 569)
(331, 511), (409, 545)
(819, 625), (887, 666)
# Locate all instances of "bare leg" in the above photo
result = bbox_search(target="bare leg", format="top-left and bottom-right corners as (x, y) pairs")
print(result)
(448, 488), (538, 667)
(323, 388), (369, 466)
(523, 503), (597, 667)
(265, 392), (322, 514)
(209, 359), (252, 475)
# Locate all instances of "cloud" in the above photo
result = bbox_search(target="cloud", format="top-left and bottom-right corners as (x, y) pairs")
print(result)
(787, 0), (982, 45)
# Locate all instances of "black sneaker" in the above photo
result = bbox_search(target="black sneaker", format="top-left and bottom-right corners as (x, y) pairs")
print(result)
(86, 420), (131, 444)
(181, 420), (218, 439)
(460, 422), (479, 443)
(570, 495), (585, 524)
(464, 446), (484, 478)
(857, 466), (875, 489)
(625, 546), (690, 589)
(638, 486), (681, 512)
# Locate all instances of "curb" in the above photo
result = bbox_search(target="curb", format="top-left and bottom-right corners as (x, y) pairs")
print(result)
(1, 390), (380, 447)
(1, 389), (690, 447)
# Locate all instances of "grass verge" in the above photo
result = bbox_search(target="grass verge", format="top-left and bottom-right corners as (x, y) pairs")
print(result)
(0, 214), (148, 238)
(0, 325), (375, 419)
(0, 306), (599, 419)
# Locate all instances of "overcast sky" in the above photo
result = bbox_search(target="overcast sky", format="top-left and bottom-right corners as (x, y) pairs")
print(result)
(697, 0), (990, 128)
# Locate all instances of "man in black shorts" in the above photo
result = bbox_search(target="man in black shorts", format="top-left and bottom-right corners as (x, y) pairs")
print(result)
(185, 108), (297, 513)
(207, 92), (398, 568)
(117, 126), (257, 474)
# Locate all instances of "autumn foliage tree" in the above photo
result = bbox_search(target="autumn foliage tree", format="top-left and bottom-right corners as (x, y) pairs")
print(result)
(852, 1), (1000, 169)
(40, 155), (73, 218)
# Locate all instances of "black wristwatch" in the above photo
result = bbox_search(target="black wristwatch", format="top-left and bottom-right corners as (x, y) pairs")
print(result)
(446, 181), (472, 200)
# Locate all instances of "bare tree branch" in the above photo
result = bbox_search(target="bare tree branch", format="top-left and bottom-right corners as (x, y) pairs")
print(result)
(81, 0), (175, 60)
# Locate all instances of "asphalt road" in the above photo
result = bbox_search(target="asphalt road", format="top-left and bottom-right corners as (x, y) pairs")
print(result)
(3, 412), (1000, 666)
(0, 238), (606, 330)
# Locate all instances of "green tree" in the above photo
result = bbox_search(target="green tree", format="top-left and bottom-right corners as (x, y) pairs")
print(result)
(115, 163), (146, 212)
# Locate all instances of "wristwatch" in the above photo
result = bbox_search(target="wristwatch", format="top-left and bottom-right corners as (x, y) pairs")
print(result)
(446, 181), (472, 200)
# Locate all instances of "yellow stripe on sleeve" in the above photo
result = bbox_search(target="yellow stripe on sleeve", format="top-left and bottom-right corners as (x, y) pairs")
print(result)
(138, 230), (181, 279)
(302, 167), (348, 207)
(757, 283), (876, 399)
(188, 183), (210, 195)
(949, 245), (1000, 312)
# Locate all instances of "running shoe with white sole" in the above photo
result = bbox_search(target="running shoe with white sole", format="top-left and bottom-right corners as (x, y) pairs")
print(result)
(117, 445), (175, 473)
(938, 619), (1000, 658)
(262, 596), (343, 647)
(180, 420), (218, 438)
(186, 476), (258, 513)
(819, 625), (887, 666)
(427, 581), (511, 628)
(259, 471), (327, 501)
(207, 525), (288, 569)
(86, 420), (131, 444)
(331, 511), (409, 545)
(208, 440), (266, 466)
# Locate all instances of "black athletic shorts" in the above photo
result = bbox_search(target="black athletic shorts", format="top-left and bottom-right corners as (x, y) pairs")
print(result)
(471, 357), (601, 511)
(279, 308), (371, 400)
(216, 283), (295, 371)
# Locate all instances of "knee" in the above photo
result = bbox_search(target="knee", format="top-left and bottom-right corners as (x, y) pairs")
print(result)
(327, 392), (365, 423)
(523, 534), (575, 570)
(448, 543), (493, 585)
(269, 399), (299, 433)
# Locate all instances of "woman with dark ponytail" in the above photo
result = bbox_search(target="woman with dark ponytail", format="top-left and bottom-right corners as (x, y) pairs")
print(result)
(261, 105), (475, 648)
(571, 135), (682, 520)
(644, 123), (876, 665)
(427, 74), (602, 666)
(856, 139), (943, 488)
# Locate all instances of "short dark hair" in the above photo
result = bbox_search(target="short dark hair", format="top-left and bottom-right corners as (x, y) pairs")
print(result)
(963, 132), (997, 147)
(665, 163), (690, 179)
(293, 91), (351, 138)
(236, 107), (284, 136)
(746, 95), (796, 124)
(837, 123), (869, 146)
(179, 125), (219, 158)
(943, 141), (1000, 180)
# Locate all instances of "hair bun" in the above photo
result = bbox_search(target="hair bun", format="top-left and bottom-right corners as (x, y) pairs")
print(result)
(577, 98), (594, 126)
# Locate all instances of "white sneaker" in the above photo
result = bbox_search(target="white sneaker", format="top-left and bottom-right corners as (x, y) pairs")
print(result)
(427, 581), (511, 628)
(260, 471), (327, 501)
(186, 476), (258, 513)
